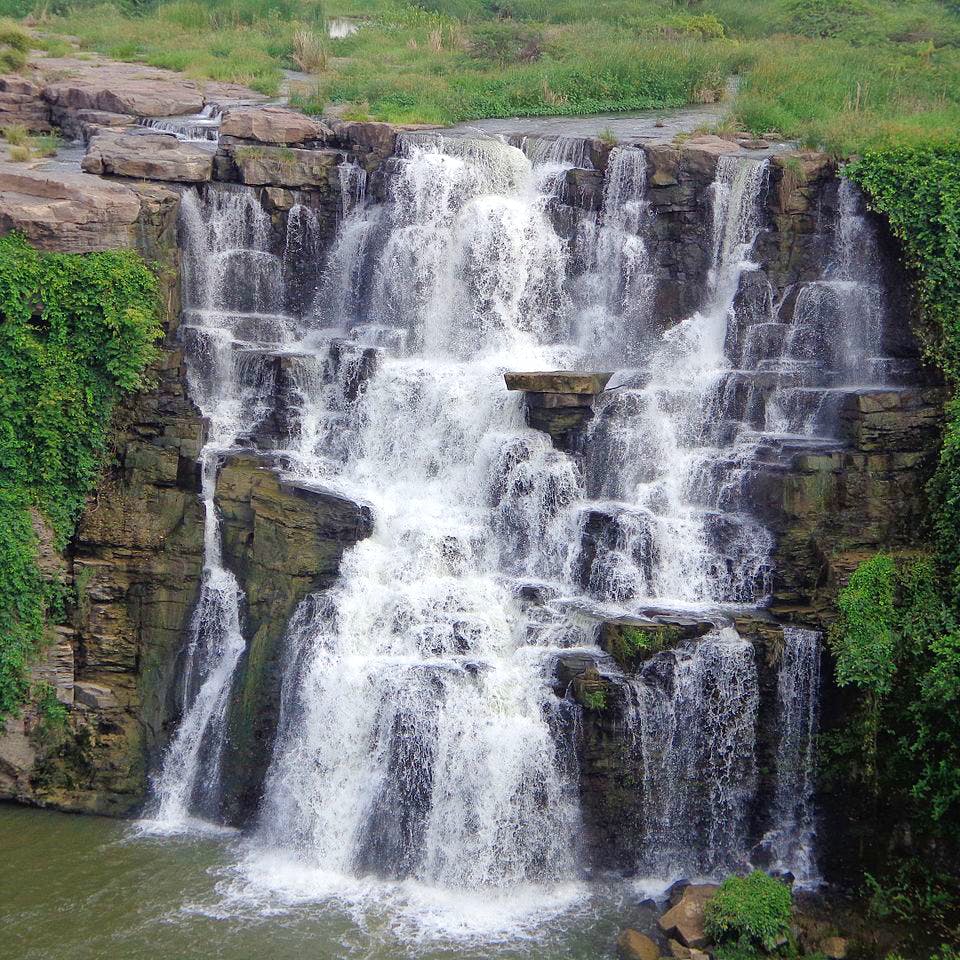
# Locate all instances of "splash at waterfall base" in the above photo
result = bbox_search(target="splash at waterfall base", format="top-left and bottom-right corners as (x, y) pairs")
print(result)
(0, 107), (947, 953)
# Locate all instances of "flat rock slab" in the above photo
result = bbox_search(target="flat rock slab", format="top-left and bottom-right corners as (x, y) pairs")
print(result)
(82, 130), (213, 183)
(221, 105), (331, 145)
(504, 371), (613, 394)
(35, 55), (263, 117)
(680, 134), (741, 177)
(0, 163), (145, 252)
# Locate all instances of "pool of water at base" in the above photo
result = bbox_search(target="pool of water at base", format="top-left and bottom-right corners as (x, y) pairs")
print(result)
(0, 804), (667, 960)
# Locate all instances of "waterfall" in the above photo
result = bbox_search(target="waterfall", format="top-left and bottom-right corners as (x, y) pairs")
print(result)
(150, 135), (846, 900)
(150, 186), (319, 827)
(255, 136), (583, 888)
(631, 628), (759, 876)
(762, 627), (821, 884)
(138, 104), (222, 142)
(577, 156), (772, 609)
(765, 179), (892, 438)
(573, 146), (655, 362)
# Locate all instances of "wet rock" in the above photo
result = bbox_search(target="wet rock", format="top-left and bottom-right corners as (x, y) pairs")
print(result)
(618, 929), (661, 960)
(644, 143), (681, 187)
(770, 151), (836, 216)
(600, 614), (714, 670)
(680, 135), (740, 178)
(220, 105), (332, 145)
(215, 453), (374, 823)
(329, 118), (402, 158)
(657, 884), (720, 948)
(504, 370), (612, 393)
(82, 130), (214, 183)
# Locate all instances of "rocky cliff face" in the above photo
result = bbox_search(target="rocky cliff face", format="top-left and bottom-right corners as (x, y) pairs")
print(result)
(0, 68), (944, 888)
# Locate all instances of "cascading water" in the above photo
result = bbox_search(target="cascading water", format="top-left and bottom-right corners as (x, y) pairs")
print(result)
(761, 627), (821, 883)
(576, 156), (773, 609)
(630, 627), (760, 876)
(150, 185), (320, 827)
(148, 132), (887, 913)
(138, 104), (222, 142)
(256, 136), (584, 889)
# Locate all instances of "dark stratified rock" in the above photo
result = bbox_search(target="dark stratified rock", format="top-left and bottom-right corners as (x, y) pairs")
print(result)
(82, 130), (214, 183)
(505, 371), (612, 450)
(220, 105), (331, 145)
(214, 453), (373, 824)
(599, 614), (714, 671)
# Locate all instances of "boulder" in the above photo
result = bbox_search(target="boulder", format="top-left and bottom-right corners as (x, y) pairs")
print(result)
(657, 884), (720, 949)
(82, 131), (213, 183)
(680, 135), (741, 178)
(668, 939), (691, 959)
(329, 118), (402, 157)
(0, 164), (146, 252)
(820, 937), (848, 959)
(43, 64), (205, 118)
(617, 929), (661, 960)
(227, 144), (342, 189)
(220, 105), (331, 145)
(504, 371), (612, 394)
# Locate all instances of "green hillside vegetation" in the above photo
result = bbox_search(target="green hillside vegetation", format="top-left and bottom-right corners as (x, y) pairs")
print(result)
(0, 0), (957, 153)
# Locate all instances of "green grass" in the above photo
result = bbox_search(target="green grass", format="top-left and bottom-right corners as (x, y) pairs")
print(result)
(2, 0), (959, 151)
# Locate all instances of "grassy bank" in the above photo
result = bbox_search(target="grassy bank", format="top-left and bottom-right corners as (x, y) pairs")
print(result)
(0, 0), (956, 152)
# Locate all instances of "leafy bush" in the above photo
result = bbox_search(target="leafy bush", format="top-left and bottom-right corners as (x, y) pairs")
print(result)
(828, 554), (960, 831)
(675, 13), (726, 38)
(468, 21), (544, 64)
(786, 0), (873, 39)
(0, 235), (161, 722)
(704, 872), (793, 953)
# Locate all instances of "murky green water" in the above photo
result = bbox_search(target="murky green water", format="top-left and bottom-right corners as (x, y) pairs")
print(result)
(0, 804), (661, 960)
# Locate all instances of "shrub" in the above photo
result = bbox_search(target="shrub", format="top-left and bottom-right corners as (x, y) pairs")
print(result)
(786, 0), (873, 39)
(8, 143), (29, 160)
(291, 26), (326, 72)
(704, 872), (793, 953)
(2, 122), (28, 144)
(469, 21), (544, 64)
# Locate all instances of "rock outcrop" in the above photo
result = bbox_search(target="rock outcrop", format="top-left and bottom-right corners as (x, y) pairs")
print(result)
(213, 454), (374, 822)
(0, 169), (203, 813)
(0, 163), (162, 253)
(220, 105), (331, 145)
(82, 130), (214, 183)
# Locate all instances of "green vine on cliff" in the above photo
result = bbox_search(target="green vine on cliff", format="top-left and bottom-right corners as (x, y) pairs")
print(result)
(829, 555), (960, 831)
(0, 233), (161, 722)
(845, 145), (960, 600)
